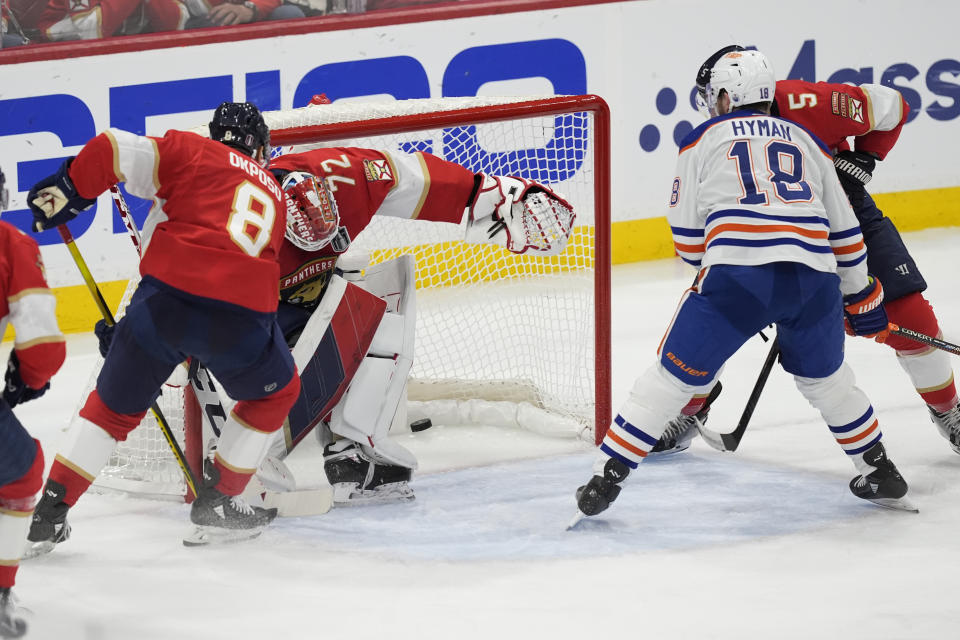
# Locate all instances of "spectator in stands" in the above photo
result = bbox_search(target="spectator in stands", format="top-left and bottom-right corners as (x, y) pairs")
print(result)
(2, 0), (41, 45)
(366, 0), (449, 8)
(34, 0), (190, 40)
(325, 0), (449, 12)
(185, 0), (304, 27)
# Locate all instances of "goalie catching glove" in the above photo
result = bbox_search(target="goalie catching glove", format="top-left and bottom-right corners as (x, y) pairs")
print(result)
(27, 157), (98, 231)
(465, 174), (576, 256)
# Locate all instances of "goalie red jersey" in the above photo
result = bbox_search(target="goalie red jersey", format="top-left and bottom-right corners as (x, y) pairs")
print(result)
(68, 129), (287, 313)
(271, 147), (477, 308)
(773, 80), (909, 159)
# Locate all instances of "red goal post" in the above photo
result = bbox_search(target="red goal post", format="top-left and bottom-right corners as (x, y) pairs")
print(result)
(90, 94), (612, 500)
(266, 93), (612, 436)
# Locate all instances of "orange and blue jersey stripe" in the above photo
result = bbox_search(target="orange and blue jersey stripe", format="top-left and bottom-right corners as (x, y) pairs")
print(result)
(671, 225), (705, 267)
(829, 406), (882, 455)
(828, 226), (868, 267)
(600, 414), (659, 468)
(704, 208), (833, 253)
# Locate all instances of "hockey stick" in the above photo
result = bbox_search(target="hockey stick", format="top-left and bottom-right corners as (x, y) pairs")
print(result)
(697, 337), (780, 453)
(109, 188), (331, 515)
(695, 322), (960, 454)
(888, 323), (960, 356)
(109, 186), (143, 255)
(56, 224), (199, 500)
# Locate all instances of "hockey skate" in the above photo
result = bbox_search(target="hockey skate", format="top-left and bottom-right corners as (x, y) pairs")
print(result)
(849, 443), (918, 512)
(571, 456), (631, 527)
(649, 382), (722, 456)
(24, 480), (71, 558)
(0, 589), (26, 639)
(928, 404), (960, 455)
(324, 440), (415, 506)
(184, 460), (278, 547)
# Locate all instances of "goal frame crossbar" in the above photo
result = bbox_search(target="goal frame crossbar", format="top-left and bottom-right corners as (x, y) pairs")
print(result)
(91, 94), (614, 502)
(270, 94), (612, 444)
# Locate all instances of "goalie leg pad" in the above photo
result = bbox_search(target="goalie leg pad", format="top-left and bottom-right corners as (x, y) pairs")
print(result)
(328, 255), (418, 469)
(284, 275), (387, 451)
(330, 356), (417, 469)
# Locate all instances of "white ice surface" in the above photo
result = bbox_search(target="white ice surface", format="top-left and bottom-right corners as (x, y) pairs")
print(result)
(10, 228), (960, 640)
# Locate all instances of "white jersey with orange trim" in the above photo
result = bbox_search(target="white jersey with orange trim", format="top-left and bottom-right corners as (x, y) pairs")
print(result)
(669, 109), (869, 296)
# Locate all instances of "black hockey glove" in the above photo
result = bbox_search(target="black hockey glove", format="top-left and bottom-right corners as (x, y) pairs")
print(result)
(94, 319), (115, 358)
(834, 150), (876, 191)
(27, 157), (98, 232)
(3, 351), (50, 408)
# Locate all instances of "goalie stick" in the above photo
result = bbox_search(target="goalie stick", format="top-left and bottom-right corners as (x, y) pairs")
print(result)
(56, 223), (200, 500)
(697, 337), (780, 453)
(109, 188), (332, 515)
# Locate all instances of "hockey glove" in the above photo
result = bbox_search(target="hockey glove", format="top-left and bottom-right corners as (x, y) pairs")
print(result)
(28, 157), (98, 232)
(843, 276), (889, 343)
(464, 174), (576, 256)
(94, 319), (115, 358)
(834, 150), (876, 191)
(3, 351), (50, 408)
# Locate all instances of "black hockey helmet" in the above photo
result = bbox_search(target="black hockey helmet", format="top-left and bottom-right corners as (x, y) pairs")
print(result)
(209, 101), (270, 159)
(0, 166), (7, 212)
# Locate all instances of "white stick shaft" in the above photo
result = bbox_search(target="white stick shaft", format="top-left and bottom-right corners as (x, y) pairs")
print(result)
(110, 186), (142, 257)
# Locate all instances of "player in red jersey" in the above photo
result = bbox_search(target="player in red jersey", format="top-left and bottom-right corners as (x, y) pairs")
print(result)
(25, 102), (302, 549)
(257, 144), (575, 504)
(653, 46), (960, 457)
(0, 166), (67, 637)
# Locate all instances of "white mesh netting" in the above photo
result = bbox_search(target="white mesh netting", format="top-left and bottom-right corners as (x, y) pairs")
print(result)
(93, 95), (609, 498)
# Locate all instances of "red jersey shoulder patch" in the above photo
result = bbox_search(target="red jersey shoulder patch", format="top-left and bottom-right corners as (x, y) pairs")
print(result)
(363, 158), (394, 182)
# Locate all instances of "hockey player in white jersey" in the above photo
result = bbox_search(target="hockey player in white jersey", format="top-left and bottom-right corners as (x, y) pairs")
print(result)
(574, 49), (916, 520)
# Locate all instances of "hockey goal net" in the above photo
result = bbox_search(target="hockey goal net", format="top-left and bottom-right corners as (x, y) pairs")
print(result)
(88, 94), (611, 499)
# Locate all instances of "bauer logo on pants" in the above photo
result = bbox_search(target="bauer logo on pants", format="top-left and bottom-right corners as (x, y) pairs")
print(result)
(666, 352), (709, 377)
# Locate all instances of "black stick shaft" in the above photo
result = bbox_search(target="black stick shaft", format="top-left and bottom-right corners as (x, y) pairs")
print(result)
(721, 337), (779, 452)
(888, 323), (960, 356)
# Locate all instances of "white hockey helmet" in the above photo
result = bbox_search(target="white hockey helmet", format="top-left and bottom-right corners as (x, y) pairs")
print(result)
(281, 171), (341, 252)
(701, 49), (775, 118)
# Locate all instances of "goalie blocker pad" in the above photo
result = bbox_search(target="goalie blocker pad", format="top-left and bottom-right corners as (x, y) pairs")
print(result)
(285, 275), (387, 451)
